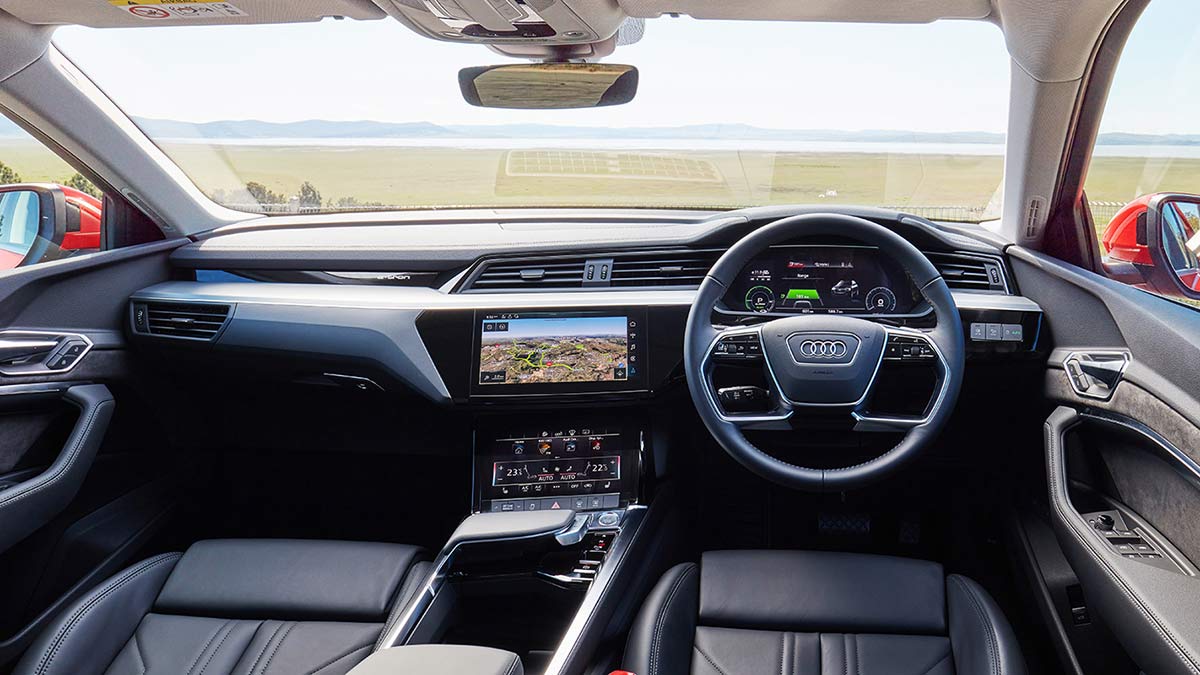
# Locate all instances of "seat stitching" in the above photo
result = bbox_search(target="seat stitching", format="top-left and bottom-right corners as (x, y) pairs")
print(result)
(841, 633), (848, 675)
(692, 645), (730, 675)
(198, 622), (238, 675)
(0, 399), (110, 510)
(649, 564), (696, 675)
(307, 643), (372, 675)
(185, 620), (228, 675)
(245, 623), (285, 675)
(951, 576), (999, 675)
(779, 631), (785, 675)
(259, 622), (296, 674)
(792, 633), (799, 675)
(34, 553), (181, 675)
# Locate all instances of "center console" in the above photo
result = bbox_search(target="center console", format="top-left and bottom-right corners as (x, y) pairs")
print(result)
(375, 410), (661, 675)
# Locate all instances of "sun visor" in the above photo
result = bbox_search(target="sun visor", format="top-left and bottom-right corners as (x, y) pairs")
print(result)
(0, 0), (386, 27)
(617, 0), (991, 23)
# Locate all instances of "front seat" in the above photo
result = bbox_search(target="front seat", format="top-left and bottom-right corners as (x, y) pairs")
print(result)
(624, 550), (1025, 675)
(15, 539), (428, 675)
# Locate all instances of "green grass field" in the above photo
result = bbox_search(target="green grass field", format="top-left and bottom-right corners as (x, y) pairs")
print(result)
(5, 138), (1198, 235)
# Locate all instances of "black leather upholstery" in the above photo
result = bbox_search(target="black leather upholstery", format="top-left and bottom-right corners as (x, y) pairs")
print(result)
(624, 551), (1025, 675)
(15, 539), (427, 675)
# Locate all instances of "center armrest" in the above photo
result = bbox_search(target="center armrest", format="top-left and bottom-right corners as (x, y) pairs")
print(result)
(446, 509), (576, 549)
(347, 645), (523, 675)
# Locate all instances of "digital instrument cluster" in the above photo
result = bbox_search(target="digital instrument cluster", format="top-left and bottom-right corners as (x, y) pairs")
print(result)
(722, 245), (921, 316)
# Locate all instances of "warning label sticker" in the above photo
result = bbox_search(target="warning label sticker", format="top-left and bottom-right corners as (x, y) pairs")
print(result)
(111, 1), (247, 20)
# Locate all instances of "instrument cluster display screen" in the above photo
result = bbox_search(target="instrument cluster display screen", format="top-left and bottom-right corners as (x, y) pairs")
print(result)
(724, 245), (921, 316)
(471, 309), (646, 396)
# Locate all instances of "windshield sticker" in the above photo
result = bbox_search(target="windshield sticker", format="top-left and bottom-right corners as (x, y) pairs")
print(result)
(111, 1), (247, 20)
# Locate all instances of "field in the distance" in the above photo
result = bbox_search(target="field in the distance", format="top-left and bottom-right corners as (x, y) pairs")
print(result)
(5, 139), (1198, 235)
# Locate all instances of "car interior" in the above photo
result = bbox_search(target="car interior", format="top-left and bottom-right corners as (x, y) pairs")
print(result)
(0, 0), (1199, 674)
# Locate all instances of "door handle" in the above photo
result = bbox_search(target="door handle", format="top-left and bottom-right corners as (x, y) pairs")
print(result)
(1062, 351), (1130, 401)
(0, 338), (60, 364)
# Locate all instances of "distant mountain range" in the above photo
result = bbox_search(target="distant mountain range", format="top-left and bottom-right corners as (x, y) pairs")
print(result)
(2, 115), (1199, 145)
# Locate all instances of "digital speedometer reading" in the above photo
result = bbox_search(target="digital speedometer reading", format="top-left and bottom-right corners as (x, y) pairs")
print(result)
(865, 286), (897, 313)
(744, 286), (775, 313)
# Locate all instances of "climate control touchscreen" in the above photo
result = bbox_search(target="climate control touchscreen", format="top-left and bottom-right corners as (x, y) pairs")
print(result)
(476, 425), (640, 514)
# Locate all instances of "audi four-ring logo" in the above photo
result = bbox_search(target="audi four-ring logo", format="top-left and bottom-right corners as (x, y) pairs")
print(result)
(798, 339), (848, 358)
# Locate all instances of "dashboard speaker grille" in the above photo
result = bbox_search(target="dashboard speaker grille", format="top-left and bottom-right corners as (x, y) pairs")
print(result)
(141, 302), (232, 341)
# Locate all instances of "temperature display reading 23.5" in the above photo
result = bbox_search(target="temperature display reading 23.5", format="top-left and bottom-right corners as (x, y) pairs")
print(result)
(493, 456), (621, 486)
(728, 245), (918, 315)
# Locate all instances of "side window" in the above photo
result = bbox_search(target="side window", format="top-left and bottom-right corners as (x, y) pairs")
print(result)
(1084, 0), (1200, 306)
(0, 113), (107, 271)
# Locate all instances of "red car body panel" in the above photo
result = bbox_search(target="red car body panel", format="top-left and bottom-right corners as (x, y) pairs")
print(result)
(59, 185), (102, 251)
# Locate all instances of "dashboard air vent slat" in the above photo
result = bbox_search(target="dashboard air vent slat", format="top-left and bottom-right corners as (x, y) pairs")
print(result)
(609, 250), (722, 288)
(141, 302), (232, 341)
(462, 249), (722, 292)
(927, 253), (1007, 293)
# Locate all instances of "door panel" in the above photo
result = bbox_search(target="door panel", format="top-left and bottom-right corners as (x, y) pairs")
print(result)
(0, 384), (114, 553)
(0, 240), (185, 667)
(1010, 246), (1200, 674)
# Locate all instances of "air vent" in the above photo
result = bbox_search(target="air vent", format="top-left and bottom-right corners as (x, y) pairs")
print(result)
(462, 249), (722, 292)
(134, 301), (232, 341)
(927, 253), (1008, 293)
(610, 250), (723, 288)
(466, 257), (588, 291)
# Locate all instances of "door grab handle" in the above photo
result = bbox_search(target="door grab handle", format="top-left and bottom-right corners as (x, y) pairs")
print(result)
(0, 338), (60, 363)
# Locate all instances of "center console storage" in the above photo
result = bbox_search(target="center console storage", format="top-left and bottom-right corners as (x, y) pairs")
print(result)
(376, 411), (664, 675)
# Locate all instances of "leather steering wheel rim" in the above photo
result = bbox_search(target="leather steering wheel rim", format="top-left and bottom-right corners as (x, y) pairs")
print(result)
(684, 213), (966, 492)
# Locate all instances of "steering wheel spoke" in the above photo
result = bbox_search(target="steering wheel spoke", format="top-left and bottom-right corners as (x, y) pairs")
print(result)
(849, 326), (954, 432)
(684, 213), (965, 491)
(700, 325), (793, 426)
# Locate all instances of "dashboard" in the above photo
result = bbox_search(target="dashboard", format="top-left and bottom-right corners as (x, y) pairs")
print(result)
(722, 245), (922, 316)
(126, 208), (1047, 406)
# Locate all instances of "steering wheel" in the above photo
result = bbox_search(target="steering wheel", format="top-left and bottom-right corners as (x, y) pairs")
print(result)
(684, 213), (965, 492)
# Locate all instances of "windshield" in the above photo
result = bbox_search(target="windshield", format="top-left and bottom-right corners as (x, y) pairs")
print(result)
(53, 18), (1010, 220)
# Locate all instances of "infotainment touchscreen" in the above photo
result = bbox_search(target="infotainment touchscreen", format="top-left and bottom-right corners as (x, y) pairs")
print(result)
(470, 309), (647, 395)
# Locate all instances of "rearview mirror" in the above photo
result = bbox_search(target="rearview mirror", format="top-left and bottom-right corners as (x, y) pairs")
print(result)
(459, 63), (638, 109)
(0, 185), (67, 271)
(1146, 193), (1200, 300)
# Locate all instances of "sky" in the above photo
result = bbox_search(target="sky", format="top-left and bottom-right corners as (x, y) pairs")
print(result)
(45, 0), (1200, 136)
(53, 15), (1012, 132)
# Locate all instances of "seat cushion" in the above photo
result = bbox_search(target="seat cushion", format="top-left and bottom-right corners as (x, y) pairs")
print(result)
(623, 550), (1025, 675)
(15, 539), (427, 675)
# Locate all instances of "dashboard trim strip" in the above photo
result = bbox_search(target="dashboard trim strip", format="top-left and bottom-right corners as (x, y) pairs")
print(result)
(131, 282), (1041, 314)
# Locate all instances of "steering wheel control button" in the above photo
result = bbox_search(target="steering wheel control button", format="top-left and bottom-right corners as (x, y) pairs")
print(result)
(786, 333), (859, 365)
(713, 333), (763, 361)
(884, 334), (936, 362)
(717, 385), (772, 413)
